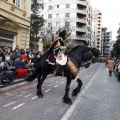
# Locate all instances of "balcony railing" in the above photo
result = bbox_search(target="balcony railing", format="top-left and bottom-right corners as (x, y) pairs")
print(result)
(76, 17), (86, 24)
(73, 35), (86, 41)
(76, 27), (86, 33)
(76, 9), (86, 15)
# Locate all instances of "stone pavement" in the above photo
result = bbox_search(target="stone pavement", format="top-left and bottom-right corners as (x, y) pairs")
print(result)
(61, 64), (120, 120)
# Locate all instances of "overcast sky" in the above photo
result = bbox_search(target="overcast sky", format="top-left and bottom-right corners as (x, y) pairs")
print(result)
(90, 0), (120, 40)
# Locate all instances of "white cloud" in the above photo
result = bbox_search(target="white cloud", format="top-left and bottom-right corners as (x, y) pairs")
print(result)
(90, 0), (120, 40)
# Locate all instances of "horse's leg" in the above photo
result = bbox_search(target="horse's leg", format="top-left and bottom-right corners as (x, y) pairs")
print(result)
(72, 78), (83, 96)
(37, 73), (48, 98)
(63, 75), (72, 105)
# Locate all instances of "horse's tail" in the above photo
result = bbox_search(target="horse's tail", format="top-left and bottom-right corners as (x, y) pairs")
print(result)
(25, 70), (38, 82)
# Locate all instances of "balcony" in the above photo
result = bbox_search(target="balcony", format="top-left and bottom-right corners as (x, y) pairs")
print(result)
(77, 1), (87, 8)
(72, 35), (86, 41)
(76, 17), (86, 24)
(77, 4), (86, 10)
(76, 9), (86, 16)
(106, 43), (110, 46)
(76, 27), (86, 33)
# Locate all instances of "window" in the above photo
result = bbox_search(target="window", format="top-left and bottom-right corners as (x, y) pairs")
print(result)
(56, 14), (59, 17)
(48, 14), (52, 18)
(65, 13), (69, 17)
(65, 22), (69, 27)
(48, 23), (52, 27)
(56, 22), (59, 26)
(66, 4), (70, 8)
(49, 6), (52, 10)
(57, 5), (59, 8)
(13, 0), (20, 8)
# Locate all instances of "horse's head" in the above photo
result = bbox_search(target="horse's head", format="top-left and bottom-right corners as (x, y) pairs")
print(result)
(83, 48), (94, 68)
(67, 45), (94, 68)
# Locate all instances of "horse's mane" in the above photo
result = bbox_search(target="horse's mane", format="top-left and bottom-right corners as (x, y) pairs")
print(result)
(66, 45), (91, 67)
(68, 45), (90, 53)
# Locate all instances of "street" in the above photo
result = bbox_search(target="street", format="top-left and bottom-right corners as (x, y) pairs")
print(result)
(0, 63), (119, 120)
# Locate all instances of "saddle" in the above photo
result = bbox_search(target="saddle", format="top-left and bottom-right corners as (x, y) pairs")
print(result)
(66, 59), (79, 77)
(53, 46), (79, 77)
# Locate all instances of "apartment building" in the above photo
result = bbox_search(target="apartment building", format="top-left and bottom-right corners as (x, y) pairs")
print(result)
(39, 0), (92, 46)
(92, 22), (97, 48)
(102, 27), (112, 57)
(92, 8), (102, 51)
(0, 0), (31, 49)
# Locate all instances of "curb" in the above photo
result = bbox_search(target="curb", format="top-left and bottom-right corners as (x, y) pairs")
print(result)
(0, 79), (28, 92)
(0, 74), (54, 93)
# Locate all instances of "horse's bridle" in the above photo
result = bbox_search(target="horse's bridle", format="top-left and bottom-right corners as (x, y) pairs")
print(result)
(83, 51), (93, 67)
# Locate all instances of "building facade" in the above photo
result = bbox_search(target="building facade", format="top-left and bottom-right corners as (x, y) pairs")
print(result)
(39, 0), (92, 46)
(0, 0), (31, 49)
(92, 8), (102, 51)
(91, 22), (97, 48)
(102, 27), (112, 57)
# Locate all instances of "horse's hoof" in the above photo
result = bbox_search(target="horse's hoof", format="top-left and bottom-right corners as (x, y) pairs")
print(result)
(72, 90), (78, 97)
(38, 94), (43, 98)
(62, 98), (72, 105)
(37, 92), (43, 98)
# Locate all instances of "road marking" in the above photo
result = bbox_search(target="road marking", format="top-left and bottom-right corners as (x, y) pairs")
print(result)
(4, 101), (16, 107)
(54, 85), (59, 88)
(48, 84), (53, 86)
(60, 64), (103, 120)
(12, 103), (25, 110)
(24, 94), (32, 98)
(56, 81), (59, 83)
(31, 96), (38, 100)
(61, 82), (64, 84)
(45, 89), (51, 92)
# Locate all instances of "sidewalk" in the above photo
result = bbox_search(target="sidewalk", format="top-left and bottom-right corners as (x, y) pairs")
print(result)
(61, 64), (120, 120)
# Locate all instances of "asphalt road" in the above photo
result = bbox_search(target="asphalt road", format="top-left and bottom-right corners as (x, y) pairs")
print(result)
(0, 63), (102, 120)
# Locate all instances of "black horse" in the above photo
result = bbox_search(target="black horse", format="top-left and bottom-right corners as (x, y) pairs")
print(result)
(26, 45), (94, 105)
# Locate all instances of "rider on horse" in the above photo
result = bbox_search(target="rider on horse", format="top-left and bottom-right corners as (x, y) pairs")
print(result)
(46, 29), (67, 76)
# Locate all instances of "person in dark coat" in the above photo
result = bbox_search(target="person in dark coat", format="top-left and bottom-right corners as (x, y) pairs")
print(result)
(0, 48), (5, 61)
(4, 57), (15, 84)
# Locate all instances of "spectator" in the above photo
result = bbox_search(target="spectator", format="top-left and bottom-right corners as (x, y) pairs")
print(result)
(117, 60), (120, 81)
(14, 57), (28, 78)
(107, 58), (114, 76)
(0, 48), (5, 61)
(5, 48), (12, 58)
(0, 57), (4, 86)
(15, 45), (19, 49)
(4, 57), (15, 84)
(19, 49), (27, 62)
(26, 50), (34, 65)
(11, 48), (19, 62)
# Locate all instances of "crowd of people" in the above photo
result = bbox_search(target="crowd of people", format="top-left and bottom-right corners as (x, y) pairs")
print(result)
(0, 46), (44, 87)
